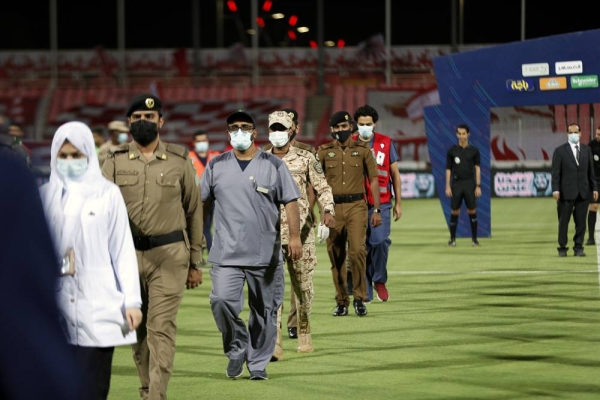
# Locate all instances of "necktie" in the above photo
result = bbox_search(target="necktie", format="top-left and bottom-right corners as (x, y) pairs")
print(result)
(575, 145), (580, 163)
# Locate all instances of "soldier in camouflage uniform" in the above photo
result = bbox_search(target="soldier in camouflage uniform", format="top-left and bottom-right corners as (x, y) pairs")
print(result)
(263, 108), (317, 340)
(266, 111), (335, 356)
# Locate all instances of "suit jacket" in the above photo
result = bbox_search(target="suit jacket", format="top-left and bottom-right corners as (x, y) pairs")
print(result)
(551, 142), (597, 200)
(0, 155), (82, 399)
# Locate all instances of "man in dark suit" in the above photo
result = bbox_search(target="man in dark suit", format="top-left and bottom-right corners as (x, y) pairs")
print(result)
(0, 151), (83, 399)
(551, 123), (599, 257)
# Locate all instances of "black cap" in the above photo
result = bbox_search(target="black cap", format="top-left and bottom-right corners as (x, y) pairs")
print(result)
(226, 110), (255, 126)
(126, 94), (162, 117)
(329, 111), (351, 127)
(282, 108), (298, 124)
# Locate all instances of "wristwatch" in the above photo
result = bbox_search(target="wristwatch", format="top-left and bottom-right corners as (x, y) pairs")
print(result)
(373, 208), (381, 214)
(190, 261), (203, 270)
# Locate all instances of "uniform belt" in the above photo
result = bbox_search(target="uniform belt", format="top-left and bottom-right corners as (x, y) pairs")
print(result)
(333, 193), (364, 204)
(133, 230), (185, 251)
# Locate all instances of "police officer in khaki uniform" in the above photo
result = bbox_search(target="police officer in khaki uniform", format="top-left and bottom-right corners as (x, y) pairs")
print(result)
(263, 108), (317, 340)
(101, 94), (203, 400)
(317, 111), (381, 317)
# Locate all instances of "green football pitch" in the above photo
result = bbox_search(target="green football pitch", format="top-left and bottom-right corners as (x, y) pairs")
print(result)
(108, 198), (600, 400)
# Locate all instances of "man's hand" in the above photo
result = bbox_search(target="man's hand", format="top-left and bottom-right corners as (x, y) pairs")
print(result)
(288, 237), (302, 260)
(553, 191), (560, 201)
(370, 212), (382, 227)
(475, 186), (482, 198)
(445, 186), (452, 197)
(322, 213), (336, 227)
(594, 191), (598, 201)
(393, 203), (402, 221)
(126, 307), (143, 331)
(186, 268), (203, 289)
(317, 224), (330, 243)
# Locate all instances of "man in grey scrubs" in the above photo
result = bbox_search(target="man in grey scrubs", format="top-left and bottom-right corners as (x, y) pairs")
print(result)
(201, 110), (302, 381)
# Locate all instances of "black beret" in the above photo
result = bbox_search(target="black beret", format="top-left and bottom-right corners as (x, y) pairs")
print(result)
(282, 108), (298, 123)
(226, 110), (255, 126)
(329, 111), (351, 127)
(126, 94), (162, 117)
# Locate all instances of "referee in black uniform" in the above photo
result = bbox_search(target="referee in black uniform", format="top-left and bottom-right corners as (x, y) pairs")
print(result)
(445, 124), (481, 247)
(586, 126), (600, 245)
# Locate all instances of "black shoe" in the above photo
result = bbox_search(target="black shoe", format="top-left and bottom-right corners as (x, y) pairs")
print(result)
(574, 250), (586, 257)
(249, 370), (268, 380)
(226, 358), (244, 379)
(472, 239), (480, 247)
(287, 326), (298, 339)
(332, 305), (348, 316)
(558, 250), (567, 257)
(586, 238), (595, 245)
(447, 239), (456, 247)
(353, 299), (368, 316)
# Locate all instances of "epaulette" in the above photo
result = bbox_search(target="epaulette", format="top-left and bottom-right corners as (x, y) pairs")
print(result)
(166, 143), (189, 159)
(107, 144), (129, 158)
(354, 141), (369, 148)
(318, 142), (334, 150)
(294, 141), (316, 153)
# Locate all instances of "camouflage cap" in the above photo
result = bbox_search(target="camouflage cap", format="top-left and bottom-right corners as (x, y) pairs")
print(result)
(268, 111), (293, 129)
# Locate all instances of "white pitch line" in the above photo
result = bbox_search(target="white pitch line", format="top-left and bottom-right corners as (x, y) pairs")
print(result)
(313, 269), (599, 275)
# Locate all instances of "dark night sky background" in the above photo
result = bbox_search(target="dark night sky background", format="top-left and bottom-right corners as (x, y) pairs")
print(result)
(1, 0), (599, 50)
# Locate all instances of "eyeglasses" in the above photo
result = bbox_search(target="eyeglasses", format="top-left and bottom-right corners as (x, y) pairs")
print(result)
(227, 124), (254, 133)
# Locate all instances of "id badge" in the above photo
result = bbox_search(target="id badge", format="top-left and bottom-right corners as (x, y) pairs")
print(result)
(60, 248), (75, 276)
(376, 151), (385, 166)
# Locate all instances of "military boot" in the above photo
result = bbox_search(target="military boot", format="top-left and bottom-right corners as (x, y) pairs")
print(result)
(297, 321), (314, 353)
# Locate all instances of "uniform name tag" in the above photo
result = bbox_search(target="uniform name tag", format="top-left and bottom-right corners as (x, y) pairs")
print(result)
(257, 186), (269, 194)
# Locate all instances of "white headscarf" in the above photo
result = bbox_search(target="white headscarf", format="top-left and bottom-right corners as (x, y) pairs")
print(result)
(41, 121), (110, 257)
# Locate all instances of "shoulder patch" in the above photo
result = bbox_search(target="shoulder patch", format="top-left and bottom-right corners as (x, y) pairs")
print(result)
(313, 161), (323, 174)
(166, 143), (189, 159)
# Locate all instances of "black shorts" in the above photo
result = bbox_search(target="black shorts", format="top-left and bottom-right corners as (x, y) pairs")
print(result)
(450, 181), (477, 210)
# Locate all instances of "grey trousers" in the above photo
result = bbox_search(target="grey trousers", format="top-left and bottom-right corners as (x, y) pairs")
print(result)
(210, 263), (284, 372)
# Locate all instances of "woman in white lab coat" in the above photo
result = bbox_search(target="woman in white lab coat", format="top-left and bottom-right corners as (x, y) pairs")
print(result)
(40, 121), (142, 400)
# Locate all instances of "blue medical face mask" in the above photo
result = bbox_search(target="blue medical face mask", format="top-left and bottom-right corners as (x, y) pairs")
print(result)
(117, 132), (129, 143)
(358, 125), (374, 139)
(229, 129), (253, 151)
(195, 141), (209, 153)
(568, 133), (580, 144)
(56, 158), (89, 180)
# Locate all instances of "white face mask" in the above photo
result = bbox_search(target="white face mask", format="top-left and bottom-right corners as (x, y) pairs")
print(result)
(269, 131), (290, 148)
(117, 132), (129, 143)
(56, 158), (89, 180)
(568, 133), (580, 144)
(229, 129), (253, 151)
(358, 125), (374, 139)
(195, 141), (209, 153)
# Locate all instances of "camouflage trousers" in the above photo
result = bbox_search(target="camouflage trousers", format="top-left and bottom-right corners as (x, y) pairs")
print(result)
(283, 242), (316, 325)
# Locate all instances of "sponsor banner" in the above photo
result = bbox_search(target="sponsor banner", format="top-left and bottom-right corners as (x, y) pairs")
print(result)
(539, 76), (567, 91)
(570, 74), (599, 89)
(493, 171), (552, 197)
(555, 60), (583, 75)
(522, 63), (549, 77)
(506, 78), (535, 92)
(400, 172), (436, 199)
